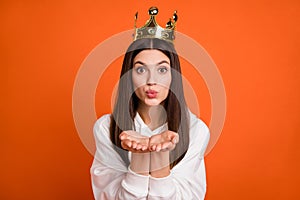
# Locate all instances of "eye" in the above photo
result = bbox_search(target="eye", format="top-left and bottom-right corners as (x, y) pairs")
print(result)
(136, 66), (146, 74)
(158, 67), (168, 74)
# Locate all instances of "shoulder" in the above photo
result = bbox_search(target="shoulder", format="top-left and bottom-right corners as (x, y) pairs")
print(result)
(188, 111), (210, 156)
(94, 114), (111, 128)
(189, 111), (209, 135)
(93, 114), (112, 138)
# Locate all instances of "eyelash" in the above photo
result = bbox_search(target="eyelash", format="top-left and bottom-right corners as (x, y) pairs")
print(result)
(158, 67), (168, 73)
(136, 67), (146, 74)
(135, 66), (169, 74)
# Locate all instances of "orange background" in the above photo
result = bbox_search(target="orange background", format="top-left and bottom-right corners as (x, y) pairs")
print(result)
(1, 0), (299, 199)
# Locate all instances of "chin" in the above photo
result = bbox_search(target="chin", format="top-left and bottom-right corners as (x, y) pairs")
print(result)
(144, 98), (162, 106)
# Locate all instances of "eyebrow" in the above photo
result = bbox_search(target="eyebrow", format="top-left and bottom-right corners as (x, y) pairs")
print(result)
(133, 60), (170, 66)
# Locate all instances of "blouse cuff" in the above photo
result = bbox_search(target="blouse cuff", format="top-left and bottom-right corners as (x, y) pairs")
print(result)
(149, 174), (175, 197)
(121, 166), (149, 196)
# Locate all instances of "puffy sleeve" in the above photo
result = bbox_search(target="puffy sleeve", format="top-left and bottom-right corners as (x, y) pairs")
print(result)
(90, 114), (150, 200)
(90, 113), (210, 200)
(147, 115), (210, 200)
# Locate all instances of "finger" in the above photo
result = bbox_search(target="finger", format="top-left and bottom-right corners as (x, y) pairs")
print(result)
(136, 143), (142, 150)
(171, 133), (179, 144)
(156, 144), (162, 152)
(166, 131), (174, 139)
(142, 145), (148, 151)
(172, 137), (177, 144)
(124, 139), (132, 148)
(167, 142), (176, 151)
(119, 132), (127, 140)
(131, 141), (137, 149)
(121, 140), (131, 150)
(121, 141), (126, 150)
(161, 141), (172, 150)
(150, 144), (156, 151)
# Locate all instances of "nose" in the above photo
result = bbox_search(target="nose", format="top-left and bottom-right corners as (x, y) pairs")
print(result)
(146, 70), (157, 86)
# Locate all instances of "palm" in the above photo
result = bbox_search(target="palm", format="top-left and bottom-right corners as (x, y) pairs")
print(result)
(119, 131), (150, 152)
(149, 131), (179, 152)
(120, 130), (179, 153)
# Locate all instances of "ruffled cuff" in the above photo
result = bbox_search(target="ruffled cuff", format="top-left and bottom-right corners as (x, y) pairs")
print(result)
(121, 166), (150, 196)
(149, 174), (175, 197)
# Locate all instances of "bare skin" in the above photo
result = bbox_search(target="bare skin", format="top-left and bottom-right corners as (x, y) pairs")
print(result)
(119, 130), (179, 153)
(120, 49), (179, 178)
(119, 130), (179, 177)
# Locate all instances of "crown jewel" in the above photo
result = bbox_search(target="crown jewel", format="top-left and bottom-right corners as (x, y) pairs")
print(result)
(133, 7), (178, 43)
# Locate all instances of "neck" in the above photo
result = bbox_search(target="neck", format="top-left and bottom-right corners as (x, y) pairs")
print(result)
(137, 104), (167, 130)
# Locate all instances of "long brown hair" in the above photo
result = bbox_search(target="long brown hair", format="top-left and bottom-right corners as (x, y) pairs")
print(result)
(110, 38), (189, 168)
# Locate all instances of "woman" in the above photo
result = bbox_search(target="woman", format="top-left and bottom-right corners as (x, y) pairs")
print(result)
(91, 37), (210, 199)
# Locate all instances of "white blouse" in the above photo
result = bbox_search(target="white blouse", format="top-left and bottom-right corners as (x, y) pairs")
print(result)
(91, 111), (210, 200)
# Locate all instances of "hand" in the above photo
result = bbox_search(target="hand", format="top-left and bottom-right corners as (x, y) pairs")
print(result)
(119, 131), (150, 153)
(149, 130), (179, 152)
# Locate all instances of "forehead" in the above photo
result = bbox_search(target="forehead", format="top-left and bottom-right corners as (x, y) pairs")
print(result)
(134, 49), (170, 65)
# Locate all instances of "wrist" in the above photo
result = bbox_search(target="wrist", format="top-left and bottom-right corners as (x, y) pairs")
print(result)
(150, 151), (170, 178)
(130, 152), (150, 175)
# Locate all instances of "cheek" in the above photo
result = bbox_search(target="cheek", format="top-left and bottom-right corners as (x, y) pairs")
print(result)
(159, 78), (172, 99)
(134, 87), (145, 101)
(132, 75), (146, 89)
(158, 74), (172, 89)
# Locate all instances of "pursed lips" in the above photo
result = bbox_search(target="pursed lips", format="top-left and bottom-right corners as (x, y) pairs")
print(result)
(146, 89), (158, 98)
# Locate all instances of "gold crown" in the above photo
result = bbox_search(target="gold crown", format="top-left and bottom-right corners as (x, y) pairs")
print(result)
(133, 6), (178, 43)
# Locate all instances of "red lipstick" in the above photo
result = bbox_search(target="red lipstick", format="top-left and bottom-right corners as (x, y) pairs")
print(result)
(146, 90), (158, 98)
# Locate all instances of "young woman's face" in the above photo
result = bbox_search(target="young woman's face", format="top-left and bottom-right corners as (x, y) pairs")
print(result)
(132, 49), (172, 107)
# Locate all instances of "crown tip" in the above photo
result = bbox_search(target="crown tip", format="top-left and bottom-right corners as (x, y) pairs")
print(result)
(173, 11), (178, 22)
(134, 6), (176, 43)
(148, 7), (158, 15)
